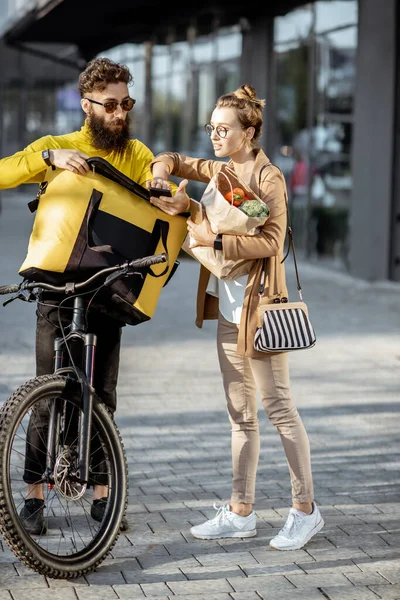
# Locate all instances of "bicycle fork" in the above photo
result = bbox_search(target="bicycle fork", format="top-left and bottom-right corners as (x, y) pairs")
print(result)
(45, 297), (98, 487)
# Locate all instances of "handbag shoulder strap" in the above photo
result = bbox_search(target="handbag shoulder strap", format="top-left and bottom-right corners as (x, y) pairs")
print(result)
(258, 162), (303, 302)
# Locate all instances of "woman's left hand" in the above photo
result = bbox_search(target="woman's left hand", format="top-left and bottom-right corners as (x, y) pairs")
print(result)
(187, 216), (216, 248)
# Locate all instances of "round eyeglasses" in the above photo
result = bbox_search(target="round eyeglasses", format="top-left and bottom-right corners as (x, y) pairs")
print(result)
(84, 97), (136, 114)
(204, 123), (244, 138)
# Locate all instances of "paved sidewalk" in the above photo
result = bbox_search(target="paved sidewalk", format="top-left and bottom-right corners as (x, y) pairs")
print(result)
(0, 194), (399, 599)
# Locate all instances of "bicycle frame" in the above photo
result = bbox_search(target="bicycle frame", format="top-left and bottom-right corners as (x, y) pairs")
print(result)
(45, 295), (97, 487)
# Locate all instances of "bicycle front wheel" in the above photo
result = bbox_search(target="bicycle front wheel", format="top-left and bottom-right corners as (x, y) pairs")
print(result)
(0, 374), (128, 578)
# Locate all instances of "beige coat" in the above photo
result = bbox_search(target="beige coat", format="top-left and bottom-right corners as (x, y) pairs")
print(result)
(151, 148), (289, 357)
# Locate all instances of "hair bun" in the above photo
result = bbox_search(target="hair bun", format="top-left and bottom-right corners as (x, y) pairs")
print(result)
(234, 84), (265, 109)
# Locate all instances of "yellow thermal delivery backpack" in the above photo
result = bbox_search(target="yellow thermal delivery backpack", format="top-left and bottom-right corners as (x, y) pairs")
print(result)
(19, 157), (188, 325)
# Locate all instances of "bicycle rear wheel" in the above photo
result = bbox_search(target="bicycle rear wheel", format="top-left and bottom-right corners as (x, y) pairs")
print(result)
(0, 374), (128, 578)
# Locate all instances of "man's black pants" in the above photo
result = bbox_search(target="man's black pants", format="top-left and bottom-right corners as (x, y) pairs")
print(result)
(23, 297), (123, 486)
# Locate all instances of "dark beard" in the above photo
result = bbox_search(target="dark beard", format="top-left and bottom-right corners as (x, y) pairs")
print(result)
(87, 111), (131, 153)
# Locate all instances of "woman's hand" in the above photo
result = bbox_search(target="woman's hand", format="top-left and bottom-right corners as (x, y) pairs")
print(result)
(187, 216), (216, 248)
(146, 177), (170, 190)
(150, 179), (190, 215)
(151, 163), (170, 184)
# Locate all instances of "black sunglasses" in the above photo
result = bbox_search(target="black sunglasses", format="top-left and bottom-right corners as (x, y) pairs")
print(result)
(84, 97), (136, 114)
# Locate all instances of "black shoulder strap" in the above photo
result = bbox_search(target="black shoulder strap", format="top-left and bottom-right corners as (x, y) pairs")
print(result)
(86, 157), (150, 201)
(259, 161), (303, 300)
(28, 157), (151, 214)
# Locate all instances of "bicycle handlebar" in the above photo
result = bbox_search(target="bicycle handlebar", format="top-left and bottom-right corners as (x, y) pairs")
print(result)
(0, 253), (168, 296)
(0, 284), (20, 295)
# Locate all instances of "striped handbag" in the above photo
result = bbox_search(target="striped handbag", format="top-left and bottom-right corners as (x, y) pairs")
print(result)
(254, 195), (316, 353)
(254, 297), (316, 352)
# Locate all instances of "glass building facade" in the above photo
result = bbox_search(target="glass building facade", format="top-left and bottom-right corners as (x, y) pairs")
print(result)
(1, 0), (398, 281)
(273, 1), (358, 266)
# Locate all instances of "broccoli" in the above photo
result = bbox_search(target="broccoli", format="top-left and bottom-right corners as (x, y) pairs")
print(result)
(239, 199), (269, 218)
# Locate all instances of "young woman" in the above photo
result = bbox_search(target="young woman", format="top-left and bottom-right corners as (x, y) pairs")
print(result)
(149, 84), (324, 551)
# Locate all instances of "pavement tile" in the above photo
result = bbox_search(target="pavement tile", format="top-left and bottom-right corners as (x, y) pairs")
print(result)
(286, 572), (353, 587)
(164, 579), (234, 595)
(369, 584), (400, 599)
(47, 577), (88, 587)
(112, 584), (145, 598)
(320, 586), (383, 599)
(85, 569), (126, 586)
(122, 571), (187, 585)
(167, 596), (233, 600)
(346, 572), (390, 586)
(334, 505), (384, 515)
(74, 586), (118, 599)
(354, 557), (400, 571)
(227, 574), (294, 592)
(135, 557), (200, 571)
(110, 546), (164, 559)
(250, 548), (311, 565)
(179, 566), (244, 580)
(380, 534), (400, 547)
(9, 590), (77, 600)
(325, 534), (391, 548)
(295, 558), (361, 574)
(360, 549), (400, 560)
(165, 542), (226, 557)
(242, 563), (304, 576)
(339, 524), (389, 535)
(230, 594), (260, 599)
(378, 570), (400, 584)
(194, 551), (258, 568)
(0, 573), (47, 589)
(132, 581), (171, 598)
(216, 535), (274, 552)
(306, 548), (371, 561)
(254, 592), (325, 600)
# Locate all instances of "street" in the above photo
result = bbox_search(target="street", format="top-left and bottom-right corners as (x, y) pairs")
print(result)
(0, 191), (399, 600)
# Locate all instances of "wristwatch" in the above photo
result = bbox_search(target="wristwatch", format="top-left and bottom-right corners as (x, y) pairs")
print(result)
(42, 149), (52, 167)
(214, 234), (223, 251)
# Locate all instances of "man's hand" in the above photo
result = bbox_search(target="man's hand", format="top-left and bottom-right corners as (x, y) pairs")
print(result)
(49, 150), (90, 175)
(149, 179), (189, 216)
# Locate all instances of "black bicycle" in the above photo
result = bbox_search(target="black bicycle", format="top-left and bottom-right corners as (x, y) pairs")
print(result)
(0, 252), (167, 578)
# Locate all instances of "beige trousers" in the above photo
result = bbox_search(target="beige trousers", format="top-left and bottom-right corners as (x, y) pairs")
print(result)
(217, 312), (314, 505)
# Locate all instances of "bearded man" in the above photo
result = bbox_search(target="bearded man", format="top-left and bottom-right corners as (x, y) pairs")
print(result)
(0, 57), (189, 535)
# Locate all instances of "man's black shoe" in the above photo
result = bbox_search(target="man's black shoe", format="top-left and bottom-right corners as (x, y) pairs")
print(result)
(19, 498), (48, 535)
(91, 496), (129, 532)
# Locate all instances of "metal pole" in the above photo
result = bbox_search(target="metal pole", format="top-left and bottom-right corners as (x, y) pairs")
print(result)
(306, 3), (317, 259)
(181, 23), (196, 152)
(165, 27), (176, 151)
(143, 41), (153, 147)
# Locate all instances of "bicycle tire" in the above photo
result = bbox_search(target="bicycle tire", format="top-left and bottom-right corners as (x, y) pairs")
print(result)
(0, 374), (128, 578)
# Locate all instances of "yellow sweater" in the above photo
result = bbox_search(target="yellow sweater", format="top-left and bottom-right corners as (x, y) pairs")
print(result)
(0, 122), (162, 191)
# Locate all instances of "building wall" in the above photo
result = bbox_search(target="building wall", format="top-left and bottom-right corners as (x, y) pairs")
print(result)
(349, 0), (397, 281)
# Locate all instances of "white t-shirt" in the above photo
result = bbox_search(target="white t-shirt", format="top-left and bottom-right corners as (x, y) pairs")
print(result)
(206, 273), (248, 325)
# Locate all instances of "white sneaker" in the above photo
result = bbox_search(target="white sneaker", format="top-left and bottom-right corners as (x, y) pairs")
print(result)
(190, 503), (257, 540)
(269, 502), (324, 550)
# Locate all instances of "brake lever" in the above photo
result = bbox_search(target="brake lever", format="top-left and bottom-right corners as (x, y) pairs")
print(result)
(2, 289), (37, 307)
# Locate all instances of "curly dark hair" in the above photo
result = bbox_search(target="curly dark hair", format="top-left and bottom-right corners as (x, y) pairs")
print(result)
(78, 57), (133, 96)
